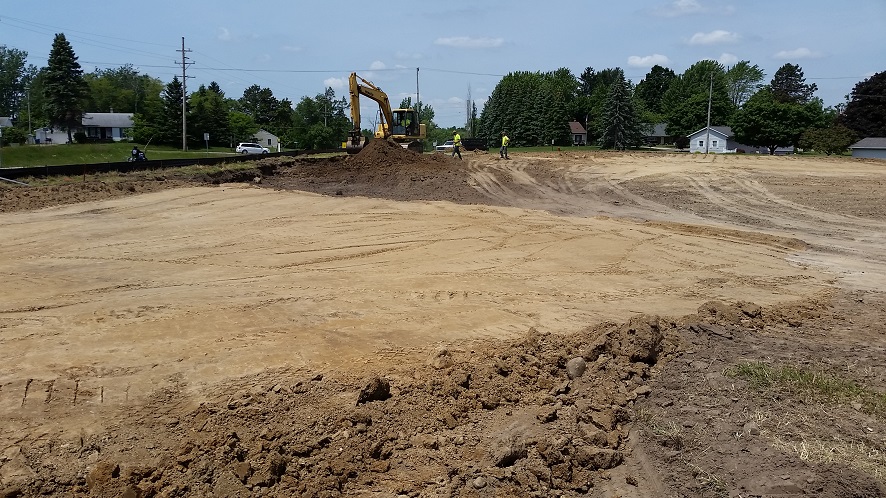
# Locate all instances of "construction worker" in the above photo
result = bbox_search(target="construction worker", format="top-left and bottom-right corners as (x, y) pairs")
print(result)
(500, 131), (510, 159)
(452, 131), (462, 160)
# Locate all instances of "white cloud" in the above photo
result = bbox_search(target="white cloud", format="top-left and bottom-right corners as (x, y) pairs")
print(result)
(434, 36), (504, 49)
(654, 0), (706, 17)
(718, 53), (739, 65)
(688, 30), (739, 45)
(217, 27), (231, 41)
(281, 45), (302, 53)
(369, 60), (387, 70)
(448, 96), (465, 104)
(324, 77), (346, 90)
(773, 47), (822, 60)
(628, 54), (671, 68)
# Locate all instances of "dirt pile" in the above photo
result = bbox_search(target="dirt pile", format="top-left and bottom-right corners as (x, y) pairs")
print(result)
(258, 139), (487, 202)
(4, 315), (680, 497)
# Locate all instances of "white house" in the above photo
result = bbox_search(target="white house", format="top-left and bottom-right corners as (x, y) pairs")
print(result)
(34, 112), (135, 144)
(81, 112), (134, 141)
(850, 137), (886, 160)
(687, 126), (792, 154)
(688, 126), (734, 153)
(252, 129), (280, 151)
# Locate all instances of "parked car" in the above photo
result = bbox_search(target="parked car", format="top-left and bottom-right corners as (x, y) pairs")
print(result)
(235, 142), (269, 154)
(435, 140), (454, 153)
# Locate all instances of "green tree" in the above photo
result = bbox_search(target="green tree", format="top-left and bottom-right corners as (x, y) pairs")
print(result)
(724, 60), (765, 107)
(83, 65), (159, 114)
(838, 70), (886, 138)
(290, 88), (349, 149)
(731, 87), (824, 154)
(479, 69), (577, 147)
(228, 111), (259, 144)
(635, 65), (677, 119)
(599, 69), (644, 150)
(236, 84), (293, 136)
(0, 45), (35, 120)
(799, 124), (856, 155)
(770, 63), (817, 104)
(188, 82), (231, 147)
(43, 33), (88, 143)
(662, 60), (734, 138)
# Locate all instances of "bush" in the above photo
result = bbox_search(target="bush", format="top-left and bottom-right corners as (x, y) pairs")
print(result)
(73, 132), (88, 144)
(1, 126), (27, 146)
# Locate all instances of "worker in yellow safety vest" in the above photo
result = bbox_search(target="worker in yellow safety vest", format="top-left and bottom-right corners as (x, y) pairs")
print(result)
(452, 131), (462, 160)
(500, 132), (510, 159)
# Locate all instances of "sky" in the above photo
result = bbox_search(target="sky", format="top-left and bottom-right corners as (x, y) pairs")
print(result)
(3, 0), (884, 128)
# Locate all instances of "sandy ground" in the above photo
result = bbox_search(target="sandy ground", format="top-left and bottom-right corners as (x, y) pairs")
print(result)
(1, 146), (885, 497)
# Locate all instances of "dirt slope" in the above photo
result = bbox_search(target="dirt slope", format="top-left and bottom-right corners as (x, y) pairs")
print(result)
(2, 143), (885, 497)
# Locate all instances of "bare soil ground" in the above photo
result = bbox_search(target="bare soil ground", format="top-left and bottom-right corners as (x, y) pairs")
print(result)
(2, 140), (886, 497)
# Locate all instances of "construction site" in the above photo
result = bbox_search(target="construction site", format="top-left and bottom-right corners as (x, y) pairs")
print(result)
(2, 141), (886, 497)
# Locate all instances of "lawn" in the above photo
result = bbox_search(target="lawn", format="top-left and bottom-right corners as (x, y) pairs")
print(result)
(0, 142), (243, 168)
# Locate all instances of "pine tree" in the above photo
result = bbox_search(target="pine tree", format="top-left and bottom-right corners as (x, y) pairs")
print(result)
(599, 71), (643, 150)
(43, 33), (87, 143)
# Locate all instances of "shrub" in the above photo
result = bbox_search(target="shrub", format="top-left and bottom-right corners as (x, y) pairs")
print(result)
(1, 126), (28, 145)
(73, 131), (88, 144)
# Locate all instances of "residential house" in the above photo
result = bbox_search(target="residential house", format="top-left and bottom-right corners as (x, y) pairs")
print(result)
(850, 137), (886, 160)
(568, 121), (587, 146)
(252, 129), (280, 151)
(0, 117), (12, 128)
(644, 123), (676, 146)
(81, 112), (134, 142)
(687, 126), (792, 154)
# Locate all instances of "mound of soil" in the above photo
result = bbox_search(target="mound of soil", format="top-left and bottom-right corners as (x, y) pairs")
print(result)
(257, 139), (489, 203)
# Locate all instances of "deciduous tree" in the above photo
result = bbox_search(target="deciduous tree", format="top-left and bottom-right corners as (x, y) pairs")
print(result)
(838, 70), (886, 138)
(661, 60), (734, 138)
(635, 65), (677, 119)
(800, 124), (856, 155)
(724, 60), (765, 107)
(731, 87), (824, 154)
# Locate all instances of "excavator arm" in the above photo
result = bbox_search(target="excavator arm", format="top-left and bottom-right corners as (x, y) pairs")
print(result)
(346, 72), (426, 154)
(347, 73), (395, 152)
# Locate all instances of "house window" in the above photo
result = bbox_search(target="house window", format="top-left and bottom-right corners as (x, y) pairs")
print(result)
(712, 140), (718, 148)
(267, 138), (272, 146)
(698, 140), (704, 147)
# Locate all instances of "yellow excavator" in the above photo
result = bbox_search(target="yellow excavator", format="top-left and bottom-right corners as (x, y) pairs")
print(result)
(346, 72), (426, 154)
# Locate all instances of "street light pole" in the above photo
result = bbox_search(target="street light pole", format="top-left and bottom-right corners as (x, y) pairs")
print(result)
(27, 87), (32, 142)
(705, 73), (712, 154)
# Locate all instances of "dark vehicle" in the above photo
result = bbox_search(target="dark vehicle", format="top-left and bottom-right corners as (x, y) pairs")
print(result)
(462, 138), (489, 151)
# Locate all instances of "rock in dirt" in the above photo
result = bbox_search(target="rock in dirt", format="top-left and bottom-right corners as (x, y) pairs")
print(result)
(356, 377), (391, 405)
(566, 357), (587, 379)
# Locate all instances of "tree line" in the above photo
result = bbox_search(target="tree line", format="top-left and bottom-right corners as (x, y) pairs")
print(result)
(480, 61), (885, 154)
(1, 34), (884, 154)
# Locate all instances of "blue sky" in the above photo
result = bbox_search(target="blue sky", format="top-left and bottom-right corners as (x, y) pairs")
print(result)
(3, 0), (884, 127)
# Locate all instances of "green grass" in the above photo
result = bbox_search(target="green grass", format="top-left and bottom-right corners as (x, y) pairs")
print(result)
(727, 361), (886, 418)
(0, 142), (245, 168)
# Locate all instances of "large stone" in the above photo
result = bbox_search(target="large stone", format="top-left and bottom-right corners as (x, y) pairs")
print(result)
(565, 357), (587, 379)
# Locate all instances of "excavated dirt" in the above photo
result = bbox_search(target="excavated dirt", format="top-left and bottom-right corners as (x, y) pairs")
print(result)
(1, 143), (886, 497)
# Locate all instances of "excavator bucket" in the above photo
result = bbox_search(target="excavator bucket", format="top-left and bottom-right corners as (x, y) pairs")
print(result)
(346, 133), (367, 154)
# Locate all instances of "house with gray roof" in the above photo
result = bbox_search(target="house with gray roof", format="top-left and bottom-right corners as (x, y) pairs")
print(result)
(81, 112), (134, 142)
(850, 138), (886, 159)
(687, 126), (792, 154)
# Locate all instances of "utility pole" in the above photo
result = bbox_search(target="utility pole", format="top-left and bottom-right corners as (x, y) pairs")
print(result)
(705, 73), (712, 154)
(177, 37), (193, 151)
(415, 67), (420, 122)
